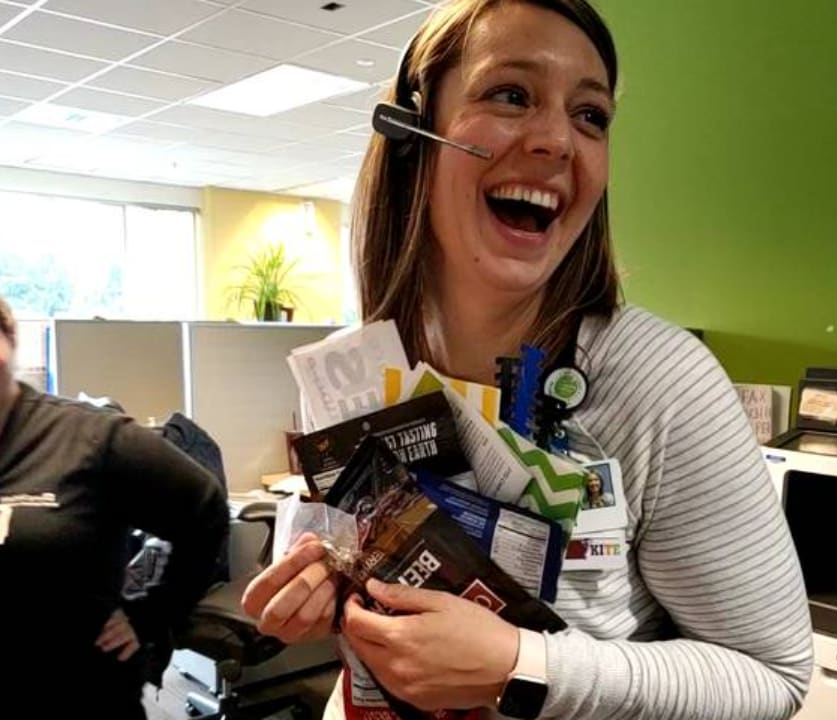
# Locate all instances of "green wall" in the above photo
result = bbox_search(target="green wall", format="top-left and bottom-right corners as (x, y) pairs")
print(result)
(598, 0), (837, 393)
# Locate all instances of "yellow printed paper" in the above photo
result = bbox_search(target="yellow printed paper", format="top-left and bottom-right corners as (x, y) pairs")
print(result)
(383, 363), (500, 425)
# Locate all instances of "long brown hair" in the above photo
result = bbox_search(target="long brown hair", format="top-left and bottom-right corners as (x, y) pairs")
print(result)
(352, 0), (621, 368)
(0, 296), (15, 347)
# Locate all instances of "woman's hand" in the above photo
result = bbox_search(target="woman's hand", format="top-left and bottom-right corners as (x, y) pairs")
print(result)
(342, 579), (520, 711)
(95, 608), (140, 661)
(241, 532), (338, 643)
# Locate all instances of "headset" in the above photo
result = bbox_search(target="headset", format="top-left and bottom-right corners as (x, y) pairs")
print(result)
(371, 37), (492, 160)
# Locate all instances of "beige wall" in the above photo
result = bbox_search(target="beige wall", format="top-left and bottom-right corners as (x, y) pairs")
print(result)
(201, 186), (346, 324)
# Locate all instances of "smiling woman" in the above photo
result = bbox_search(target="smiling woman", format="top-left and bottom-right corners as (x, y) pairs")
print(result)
(242, 2), (814, 719)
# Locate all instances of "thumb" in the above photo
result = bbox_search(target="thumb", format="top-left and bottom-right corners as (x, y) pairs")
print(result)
(366, 578), (449, 612)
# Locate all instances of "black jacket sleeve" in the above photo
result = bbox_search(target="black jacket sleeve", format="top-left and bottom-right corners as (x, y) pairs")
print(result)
(101, 419), (230, 642)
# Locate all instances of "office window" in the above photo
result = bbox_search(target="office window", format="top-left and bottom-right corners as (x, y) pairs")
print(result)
(0, 190), (198, 321)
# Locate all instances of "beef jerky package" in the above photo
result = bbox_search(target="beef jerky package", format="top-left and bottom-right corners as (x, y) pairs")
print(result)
(295, 391), (474, 497)
(324, 436), (566, 720)
(414, 474), (564, 603)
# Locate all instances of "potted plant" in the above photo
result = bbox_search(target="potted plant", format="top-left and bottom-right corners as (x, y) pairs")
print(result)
(226, 242), (303, 321)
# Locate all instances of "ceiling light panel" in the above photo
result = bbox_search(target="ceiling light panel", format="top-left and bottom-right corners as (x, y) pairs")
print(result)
(4, 12), (157, 61)
(188, 64), (369, 117)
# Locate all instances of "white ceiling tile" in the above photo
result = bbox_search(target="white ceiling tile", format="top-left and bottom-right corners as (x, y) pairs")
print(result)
(273, 102), (368, 130)
(90, 65), (221, 102)
(240, 0), (423, 35)
(307, 130), (371, 153)
(0, 40), (109, 82)
(151, 104), (277, 136)
(5, 12), (158, 61)
(57, 87), (166, 117)
(357, 9), (430, 49)
(173, 128), (281, 153)
(0, 4), (24, 26)
(270, 164), (347, 189)
(15, 133), (185, 181)
(296, 39), (399, 83)
(44, 0), (222, 36)
(322, 83), (385, 112)
(114, 120), (199, 143)
(167, 144), (269, 168)
(182, 10), (336, 62)
(0, 95), (28, 116)
(133, 40), (277, 84)
(0, 121), (90, 164)
(0, 70), (67, 100)
(282, 174), (356, 202)
(266, 142), (351, 167)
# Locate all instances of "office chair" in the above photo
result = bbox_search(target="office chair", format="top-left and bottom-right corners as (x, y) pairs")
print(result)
(177, 500), (313, 720)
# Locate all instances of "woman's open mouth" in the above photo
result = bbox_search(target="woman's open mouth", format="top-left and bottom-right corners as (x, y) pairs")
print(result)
(485, 183), (562, 235)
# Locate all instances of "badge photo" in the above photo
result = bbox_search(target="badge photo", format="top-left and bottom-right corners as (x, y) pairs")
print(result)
(573, 458), (628, 535)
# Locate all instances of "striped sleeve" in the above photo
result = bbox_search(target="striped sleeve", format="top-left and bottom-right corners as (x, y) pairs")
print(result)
(540, 311), (813, 719)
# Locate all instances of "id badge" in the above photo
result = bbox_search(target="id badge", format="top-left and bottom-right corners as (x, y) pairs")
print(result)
(564, 457), (630, 571)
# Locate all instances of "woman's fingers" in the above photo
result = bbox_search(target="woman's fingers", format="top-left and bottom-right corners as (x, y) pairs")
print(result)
(241, 540), (325, 617)
(256, 559), (333, 638)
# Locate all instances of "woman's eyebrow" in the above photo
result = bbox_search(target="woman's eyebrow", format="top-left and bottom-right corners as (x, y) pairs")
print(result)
(471, 58), (612, 98)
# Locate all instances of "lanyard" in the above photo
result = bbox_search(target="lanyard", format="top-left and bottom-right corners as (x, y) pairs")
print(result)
(496, 317), (587, 454)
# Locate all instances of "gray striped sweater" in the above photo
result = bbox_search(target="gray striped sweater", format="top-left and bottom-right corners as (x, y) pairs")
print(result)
(542, 304), (813, 719)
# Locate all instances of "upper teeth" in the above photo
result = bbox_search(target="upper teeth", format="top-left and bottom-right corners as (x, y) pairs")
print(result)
(488, 184), (559, 211)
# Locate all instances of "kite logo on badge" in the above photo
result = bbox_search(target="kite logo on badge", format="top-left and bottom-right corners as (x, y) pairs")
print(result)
(461, 579), (507, 614)
(543, 367), (587, 410)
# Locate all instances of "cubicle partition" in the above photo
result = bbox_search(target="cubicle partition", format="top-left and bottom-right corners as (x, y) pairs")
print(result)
(52, 319), (186, 424)
(49, 319), (336, 492)
(187, 323), (335, 492)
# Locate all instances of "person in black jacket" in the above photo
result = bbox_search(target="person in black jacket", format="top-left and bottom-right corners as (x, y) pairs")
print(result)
(0, 296), (229, 718)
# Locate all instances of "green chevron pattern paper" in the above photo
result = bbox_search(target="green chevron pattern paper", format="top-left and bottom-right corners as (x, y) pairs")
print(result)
(497, 426), (586, 537)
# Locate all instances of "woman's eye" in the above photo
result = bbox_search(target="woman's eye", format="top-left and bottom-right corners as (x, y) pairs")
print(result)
(487, 86), (529, 107)
(576, 106), (611, 135)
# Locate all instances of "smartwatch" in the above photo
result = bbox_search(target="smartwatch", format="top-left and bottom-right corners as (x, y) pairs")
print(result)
(496, 629), (548, 719)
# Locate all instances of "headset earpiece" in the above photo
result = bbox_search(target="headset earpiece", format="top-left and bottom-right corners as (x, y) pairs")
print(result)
(372, 102), (420, 142)
(371, 35), (422, 156)
(370, 33), (493, 161)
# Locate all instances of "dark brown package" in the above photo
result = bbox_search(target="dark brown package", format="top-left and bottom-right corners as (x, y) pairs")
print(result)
(324, 436), (565, 720)
(324, 435), (566, 633)
(294, 391), (474, 497)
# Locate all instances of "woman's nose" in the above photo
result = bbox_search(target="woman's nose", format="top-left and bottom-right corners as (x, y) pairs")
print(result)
(522, 108), (575, 165)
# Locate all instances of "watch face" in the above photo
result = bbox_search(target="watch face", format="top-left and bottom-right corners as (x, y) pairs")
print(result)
(498, 676), (548, 720)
